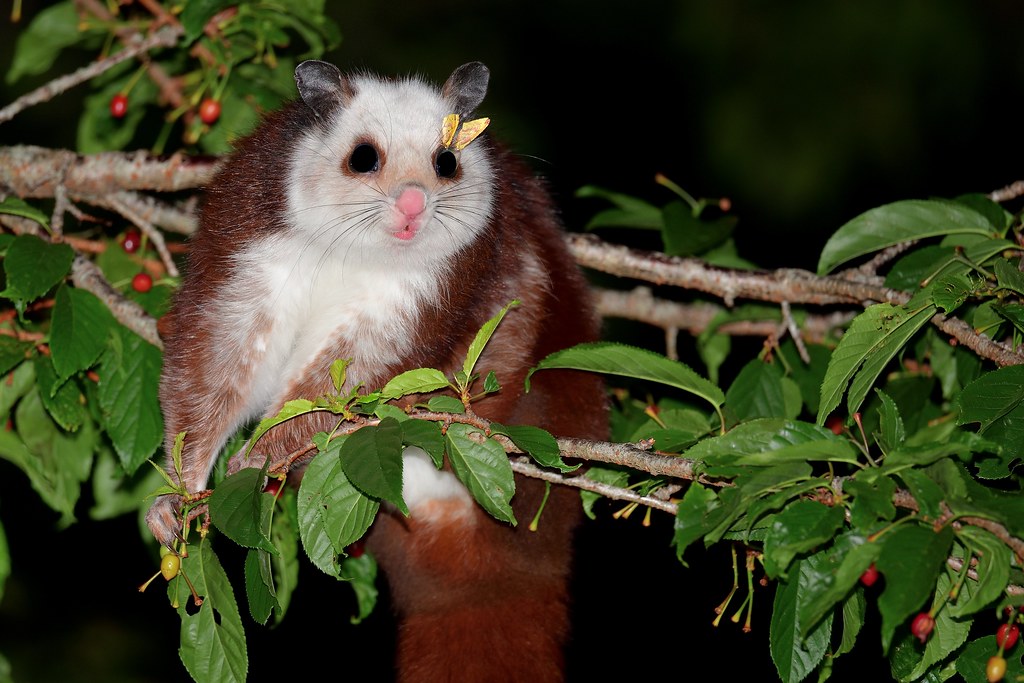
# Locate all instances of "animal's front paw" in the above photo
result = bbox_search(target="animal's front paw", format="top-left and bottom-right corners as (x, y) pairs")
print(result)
(145, 494), (184, 549)
(226, 449), (271, 476)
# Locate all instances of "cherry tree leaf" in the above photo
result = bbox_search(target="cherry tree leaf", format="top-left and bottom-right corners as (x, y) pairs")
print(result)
(50, 285), (116, 381)
(817, 301), (936, 425)
(339, 418), (405, 514)
(98, 326), (163, 473)
(446, 423), (515, 524)
(173, 541), (248, 683)
(817, 200), (996, 275)
(380, 368), (449, 401)
(529, 341), (725, 418)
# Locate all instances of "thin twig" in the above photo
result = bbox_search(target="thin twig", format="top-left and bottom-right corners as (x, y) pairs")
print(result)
(104, 194), (179, 276)
(70, 256), (162, 349)
(0, 25), (182, 125)
(780, 301), (810, 362)
(989, 180), (1024, 203)
(510, 457), (678, 515)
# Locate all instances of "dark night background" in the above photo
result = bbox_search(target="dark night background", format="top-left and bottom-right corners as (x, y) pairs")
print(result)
(1, 1), (1022, 681)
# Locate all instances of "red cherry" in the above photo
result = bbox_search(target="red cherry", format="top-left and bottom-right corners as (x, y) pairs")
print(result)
(997, 623), (1020, 650)
(199, 98), (221, 125)
(121, 229), (141, 253)
(911, 612), (935, 643)
(263, 478), (282, 497)
(131, 272), (153, 293)
(860, 563), (880, 587)
(825, 414), (844, 435)
(346, 540), (365, 558)
(110, 93), (128, 119)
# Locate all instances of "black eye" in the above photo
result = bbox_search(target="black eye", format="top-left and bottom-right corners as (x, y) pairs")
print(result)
(435, 149), (458, 179)
(349, 143), (380, 173)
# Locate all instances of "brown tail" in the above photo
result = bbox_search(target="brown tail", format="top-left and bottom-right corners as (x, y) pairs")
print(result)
(366, 478), (581, 683)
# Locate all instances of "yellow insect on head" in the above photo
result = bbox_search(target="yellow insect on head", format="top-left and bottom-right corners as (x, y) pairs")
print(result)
(441, 113), (490, 151)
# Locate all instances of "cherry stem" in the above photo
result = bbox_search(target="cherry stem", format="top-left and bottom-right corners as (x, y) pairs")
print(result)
(528, 481), (551, 532)
(712, 545), (740, 627)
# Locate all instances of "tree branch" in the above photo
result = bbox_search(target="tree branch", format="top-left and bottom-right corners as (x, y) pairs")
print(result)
(0, 25), (183, 126)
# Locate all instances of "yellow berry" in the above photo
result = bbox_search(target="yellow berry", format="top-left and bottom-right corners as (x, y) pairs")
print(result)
(160, 553), (181, 581)
(987, 655), (1007, 683)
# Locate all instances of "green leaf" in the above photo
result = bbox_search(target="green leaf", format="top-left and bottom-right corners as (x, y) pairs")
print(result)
(949, 527), (1011, 617)
(876, 524), (954, 653)
(672, 482), (722, 565)
(905, 568), (974, 681)
(400, 419), (444, 468)
(845, 473), (897, 528)
(339, 553), (378, 625)
(684, 418), (860, 467)
(529, 341), (725, 417)
(799, 534), (880, 636)
(209, 467), (277, 553)
(770, 556), (834, 683)
(462, 300), (519, 381)
(581, 466), (629, 520)
(32, 354), (85, 431)
(0, 516), (9, 604)
(956, 636), (1024, 683)
(725, 359), (798, 422)
(482, 370), (500, 393)
(380, 368), (450, 401)
(993, 257), (1024, 295)
(661, 201), (736, 256)
(0, 235), (73, 309)
(875, 389), (906, 453)
(956, 364), (1024, 432)
(0, 361), (34, 417)
(762, 500), (846, 579)
(491, 423), (574, 472)
(0, 197), (49, 229)
(339, 418), (406, 513)
(173, 541), (248, 683)
(817, 200), (996, 275)
(994, 302), (1024, 337)
(6, 1), (88, 84)
(885, 245), (954, 290)
(266, 491), (299, 624)
(329, 358), (349, 392)
(246, 399), (317, 459)
(98, 326), (163, 473)
(835, 590), (867, 659)
(445, 423), (515, 524)
(693, 462), (813, 547)
(0, 337), (33, 377)
(426, 395), (464, 413)
(180, 0), (236, 41)
(244, 548), (277, 626)
(929, 272), (973, 314)
(89, 447), (165, 520)
(576, 185), (663, 230)
(816, 301), (937, 424)
(894, 468), (945, 521)
(297, 447), (380, 577)
(50, 285), (116, 380)
(77, 65), (159, 153)
(3, 384), (94, 526)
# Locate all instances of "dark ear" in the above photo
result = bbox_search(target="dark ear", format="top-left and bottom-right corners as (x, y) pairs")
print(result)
(442, 62), (489, 116)
(295, 60), (353, 119)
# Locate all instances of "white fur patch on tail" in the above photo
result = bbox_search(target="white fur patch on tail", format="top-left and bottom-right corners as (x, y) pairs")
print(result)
(401, 447), (474, 521)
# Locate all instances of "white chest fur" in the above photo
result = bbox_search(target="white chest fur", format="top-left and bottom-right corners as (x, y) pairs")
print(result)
(227, 229), (436, 413)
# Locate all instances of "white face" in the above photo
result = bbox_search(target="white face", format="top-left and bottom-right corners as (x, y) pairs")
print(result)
(285, 73), (496, 276)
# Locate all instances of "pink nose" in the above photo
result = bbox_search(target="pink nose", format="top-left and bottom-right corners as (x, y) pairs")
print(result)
(395, 187), (426, 218)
